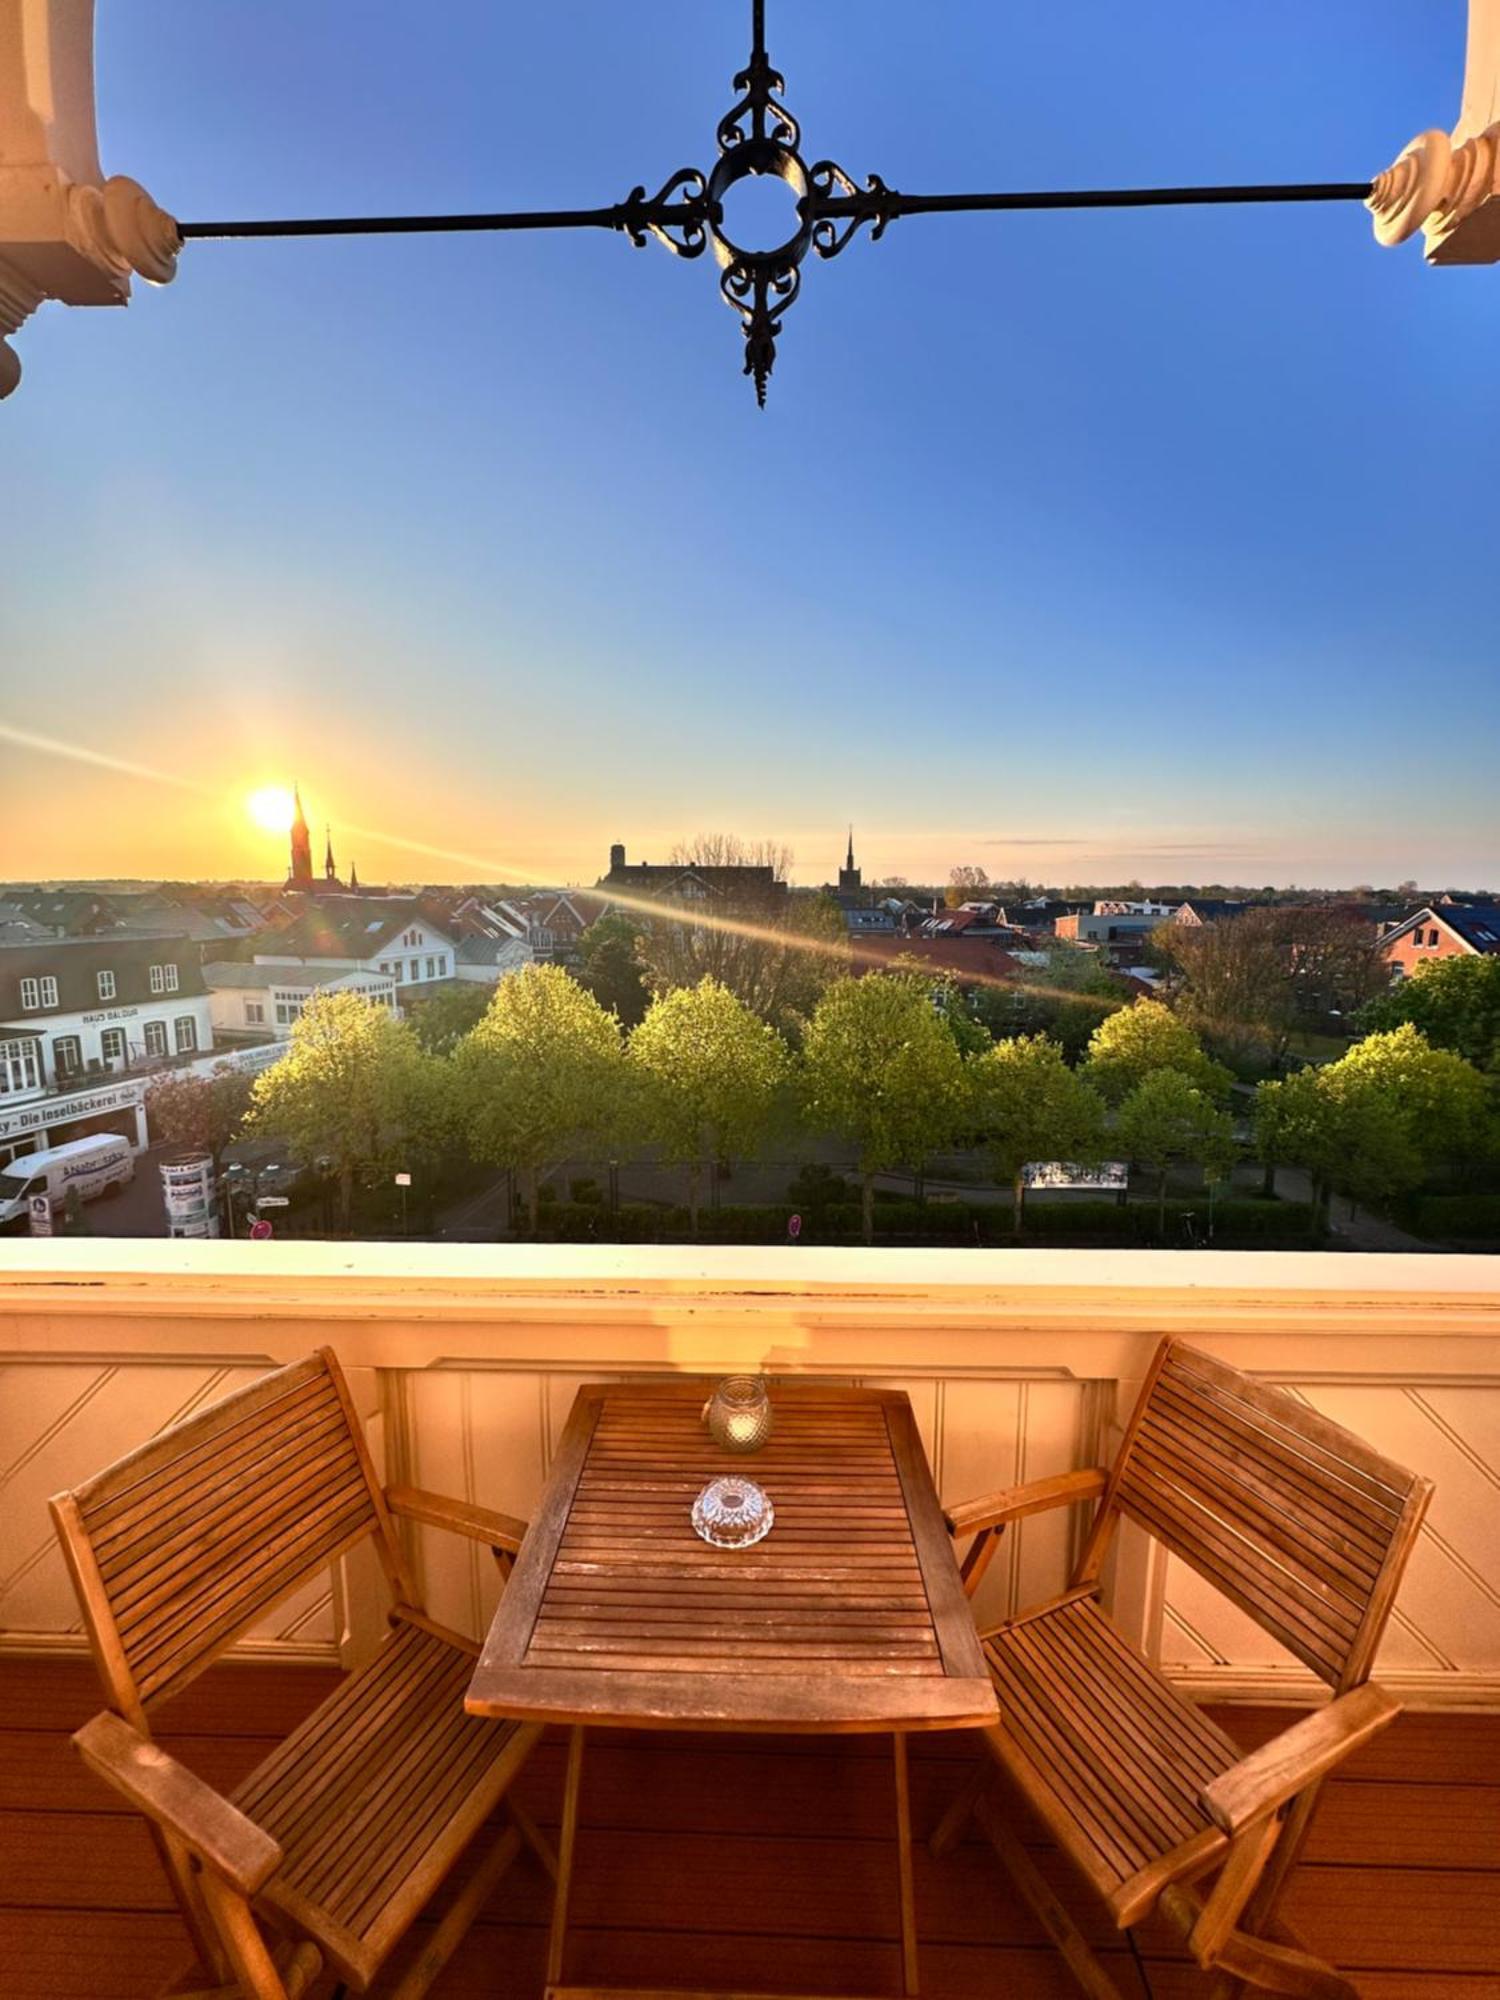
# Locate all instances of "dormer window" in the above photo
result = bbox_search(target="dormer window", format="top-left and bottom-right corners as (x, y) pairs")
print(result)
(149, 963), (180, 995)
(19, 976), (58, 1011)
(97, 970), (116, 1001)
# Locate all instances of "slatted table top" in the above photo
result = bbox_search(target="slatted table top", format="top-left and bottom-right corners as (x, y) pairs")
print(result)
(466, 1382), (997, 1733)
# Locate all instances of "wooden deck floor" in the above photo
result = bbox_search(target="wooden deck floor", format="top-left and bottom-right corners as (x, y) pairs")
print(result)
(0, 1659), (1495, 1999)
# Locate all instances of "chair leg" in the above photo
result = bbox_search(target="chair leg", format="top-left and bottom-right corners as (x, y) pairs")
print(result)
(1159, 1884), (1358, 2000)
(385, 1823), (523, 2000)
(974, 1793), (1129, 2000)
(508, 1793), (559, 1882)
(928, 1760), (988, 1859)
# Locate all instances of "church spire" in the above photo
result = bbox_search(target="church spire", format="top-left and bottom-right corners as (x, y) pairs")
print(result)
(349, 859), (360, 893)
(846, 824), (855, 873)
(288, 783), (313, 888)
(324, 824), (337, 882)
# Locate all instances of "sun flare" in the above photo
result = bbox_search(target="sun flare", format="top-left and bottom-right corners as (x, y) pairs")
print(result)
(247, 785), (297, 835)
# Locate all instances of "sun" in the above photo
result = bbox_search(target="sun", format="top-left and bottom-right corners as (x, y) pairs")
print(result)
(247, 785), (297, 835)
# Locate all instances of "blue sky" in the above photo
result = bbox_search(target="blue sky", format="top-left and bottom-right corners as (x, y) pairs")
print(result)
(2, 1), (1496, 889)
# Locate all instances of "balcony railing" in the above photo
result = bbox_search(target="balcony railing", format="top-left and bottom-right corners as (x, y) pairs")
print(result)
(1, 1241), (1496, 1708)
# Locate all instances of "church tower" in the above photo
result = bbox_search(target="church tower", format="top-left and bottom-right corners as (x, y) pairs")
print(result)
(837, 825), (862, 901)
(324, 826), (338, 883)
(287, 785), (313, 888)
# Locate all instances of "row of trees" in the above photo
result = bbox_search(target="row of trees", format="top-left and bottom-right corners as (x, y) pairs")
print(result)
(238, 974), (1256, 1243)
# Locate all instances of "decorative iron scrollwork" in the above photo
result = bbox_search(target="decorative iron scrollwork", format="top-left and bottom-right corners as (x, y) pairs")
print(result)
(807, 166), (898, 259)
(619, 170), (711, 258)
(719, 256), (802, 407)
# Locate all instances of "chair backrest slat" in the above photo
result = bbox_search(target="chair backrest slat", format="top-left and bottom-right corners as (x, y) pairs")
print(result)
(1109, 1341), (1431, 1689)
(52, 1349), (387, 1715)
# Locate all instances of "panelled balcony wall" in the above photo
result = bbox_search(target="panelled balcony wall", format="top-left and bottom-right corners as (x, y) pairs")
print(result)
(1, 1243), (1497, 1707)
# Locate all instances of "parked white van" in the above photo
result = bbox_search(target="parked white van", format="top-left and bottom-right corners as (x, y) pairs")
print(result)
(0, 1133), (135, 1228)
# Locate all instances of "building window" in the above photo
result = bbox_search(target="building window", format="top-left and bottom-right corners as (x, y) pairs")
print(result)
(403, 929), (420, 947)
(100, 1027), (127, 1069)
(394, 962), (405, 982)
(0, 1039), (42, 1096)
(275, 998), (304, 1027)
(425, 956), (437, 979)
(245, 1000), (265, 1025)
(436, 954), (447, 978)
(174, 1016), (197, 1054)
(97, 970), (116, 1001)
(52, 1035), (83, 1079)
(19, 976), (58, 1010)
(144, 1020), (169, 1058)
(1430, 928), (1441, 947)
(150, 964), (165, 993)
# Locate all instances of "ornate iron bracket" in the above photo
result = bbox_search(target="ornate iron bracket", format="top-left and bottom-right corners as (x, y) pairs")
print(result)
(177, 0), (1374, 407)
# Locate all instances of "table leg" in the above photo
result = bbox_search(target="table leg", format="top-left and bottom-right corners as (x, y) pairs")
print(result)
(546, 1724), (587, 1991)
(892, 1734), (919, 1996)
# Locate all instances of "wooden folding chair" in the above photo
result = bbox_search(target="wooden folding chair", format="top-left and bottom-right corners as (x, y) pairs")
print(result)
(935, 1336), (1433, 2000)
(50, 1347), (553, 1999)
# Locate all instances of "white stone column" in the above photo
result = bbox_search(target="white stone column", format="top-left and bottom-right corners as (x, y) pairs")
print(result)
(1368, 0), (1500, 261)
(0, 0), (179, 396)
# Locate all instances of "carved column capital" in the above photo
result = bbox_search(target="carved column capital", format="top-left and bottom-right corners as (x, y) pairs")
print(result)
(0, 0), (179, 398)
(1370, 0), (1500, 264)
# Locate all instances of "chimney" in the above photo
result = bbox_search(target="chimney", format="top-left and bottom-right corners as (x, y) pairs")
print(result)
(609, 842), (625, 873)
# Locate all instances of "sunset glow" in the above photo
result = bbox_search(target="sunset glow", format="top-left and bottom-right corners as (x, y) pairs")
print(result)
(247, 785), (297, 835)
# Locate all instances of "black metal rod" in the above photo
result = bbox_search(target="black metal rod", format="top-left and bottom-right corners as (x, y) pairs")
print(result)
(177, 179), (1373, 243)
(178, 206), (636, 240)
(814, 180), (1374, 220)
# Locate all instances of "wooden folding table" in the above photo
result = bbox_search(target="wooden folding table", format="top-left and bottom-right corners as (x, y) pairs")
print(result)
(465, 1380), (997, 2000)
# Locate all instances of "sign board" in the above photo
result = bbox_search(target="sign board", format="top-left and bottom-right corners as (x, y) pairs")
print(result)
(28, 1194), (52, 1237)
(0, 1077), (145, 1145)
(160, 1150), (220, 1240)
(394, 1172), (412, 1187)
(255, 1195), (291, 1209)
(249, 1217), (274, 1241)
(1021, 1161), (1129, 1191)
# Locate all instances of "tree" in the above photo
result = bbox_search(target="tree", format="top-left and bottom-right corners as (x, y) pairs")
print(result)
(799, 974), (968, 1242)
(635, 846), (848, 1032)
(945, 864), (990, 908)
(576, 910), (652, 1029)
(1116, 1069), (1237, 1231)
(969, 1036), (1107, 1237)
(1081, 999), (1231, 1105)
(1359, 955), (1500, 1072)
(629, 978), (789, 1230)
(1253, 1025), (1490, 1222)
(971, 946), (1127, 1061)
(248, 993), (447, 1228)
(146, 1063), (254, 1170)
(454, 963), (626, 1232)
(406, 981), (491, 1055)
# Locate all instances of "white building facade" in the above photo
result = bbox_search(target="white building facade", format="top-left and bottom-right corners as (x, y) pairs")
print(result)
(0, 935), (215, 1166)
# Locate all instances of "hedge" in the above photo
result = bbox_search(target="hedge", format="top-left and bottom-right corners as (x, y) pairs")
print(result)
(1407, 1194), (1500, 1241)
(525, 1197), (1320, 1248)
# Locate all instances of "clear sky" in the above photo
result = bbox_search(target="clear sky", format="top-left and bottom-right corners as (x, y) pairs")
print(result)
(2, 1), (1496, 890)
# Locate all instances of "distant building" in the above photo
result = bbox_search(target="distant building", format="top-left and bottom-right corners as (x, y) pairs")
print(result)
(827, 828), (865, 909)
(203, 962), (397, 1042)
(597, 842), (788, 907)
(849, 933), (1021, 989)
(1381, 903), (1500, 978)
(1172, 899), (1248, 927)
(0, 934), (214, 1164)
(282, 786), (361, 899)
(211, 898), (461, 1018)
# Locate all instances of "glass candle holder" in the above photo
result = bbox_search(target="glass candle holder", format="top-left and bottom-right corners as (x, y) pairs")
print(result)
(691, 1475), (774, 1548)
(704, 1374), (774, 1453)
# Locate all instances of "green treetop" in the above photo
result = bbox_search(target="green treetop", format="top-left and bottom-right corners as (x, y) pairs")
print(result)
(969, 1035), (1107, 1238)
(629, 977), (789, 1230)
(799, 974), (968, 1243)
(1080, 997), (1231, 1105)
(1115, 1067), (1238, 1230)
(454, 963), (626, 1232)
(1359, 956), (1500, 1073)
(248, 991), (448, 1227)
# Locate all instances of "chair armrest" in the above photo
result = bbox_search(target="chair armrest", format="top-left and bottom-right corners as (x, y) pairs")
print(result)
(386, 1483), (528, 1553)
(945, 1467), (1108, 1538)
(1200, 1683), (1401, 1836)
(74, 1712), (282, 1898)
